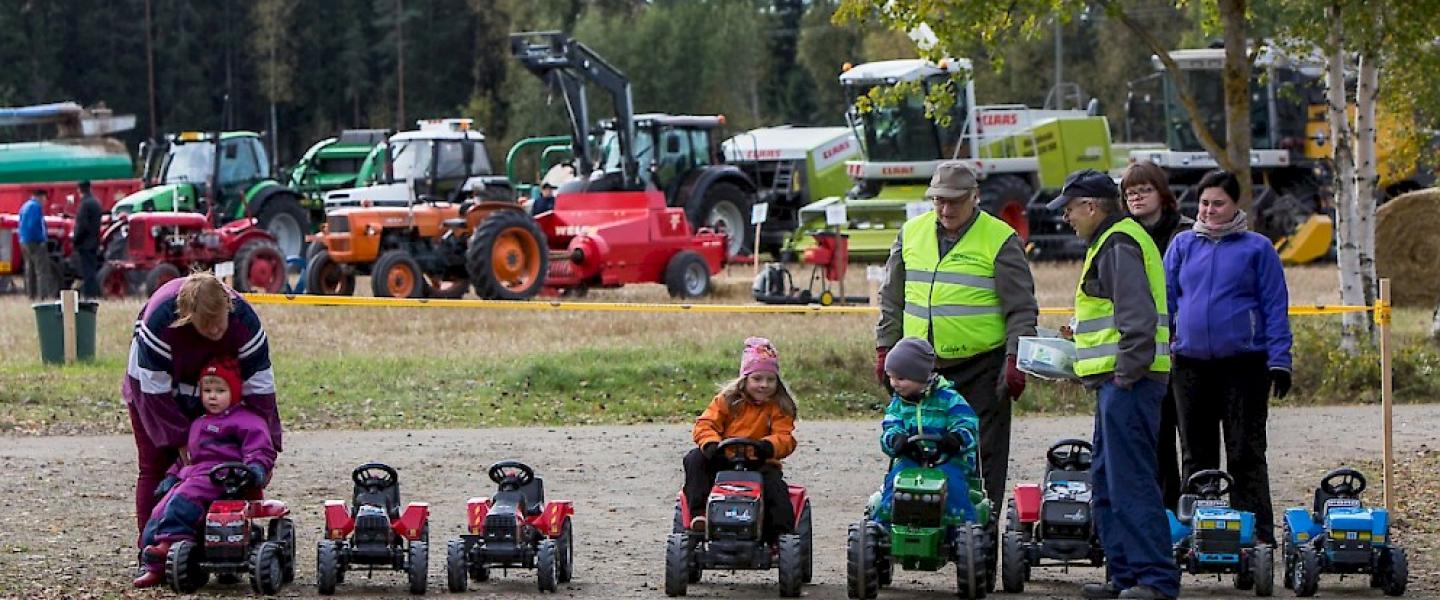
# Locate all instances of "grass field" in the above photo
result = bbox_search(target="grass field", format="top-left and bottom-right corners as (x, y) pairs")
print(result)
(1, 262), (1433, 436)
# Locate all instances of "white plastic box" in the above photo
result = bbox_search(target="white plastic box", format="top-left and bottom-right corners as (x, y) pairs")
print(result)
(1017, 336), (1078, 381)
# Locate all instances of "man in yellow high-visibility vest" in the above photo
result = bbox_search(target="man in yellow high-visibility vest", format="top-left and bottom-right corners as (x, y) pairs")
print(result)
(1049, 169), (1178, 600)
(876, 161), (1039, 572)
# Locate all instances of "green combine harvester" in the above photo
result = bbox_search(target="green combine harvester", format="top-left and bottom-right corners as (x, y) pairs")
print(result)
(791, 58), (1115, 259)
(721, 125), (860, 255)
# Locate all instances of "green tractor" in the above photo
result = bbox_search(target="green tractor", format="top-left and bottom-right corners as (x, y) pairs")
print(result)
(288, 128), (390, 223)
(111, 130), (310, 258)
(848, 433), (995, 599)
(793, 58), (1112, 259)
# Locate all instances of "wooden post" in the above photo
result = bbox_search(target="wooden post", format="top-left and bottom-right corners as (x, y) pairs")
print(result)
(60, 289), (78, 363)
(753, 222), (762, 280)
(1378, 279), (1394, 512)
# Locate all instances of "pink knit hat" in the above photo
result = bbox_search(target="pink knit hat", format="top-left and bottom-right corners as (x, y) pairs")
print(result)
(740, 337), (780, 377)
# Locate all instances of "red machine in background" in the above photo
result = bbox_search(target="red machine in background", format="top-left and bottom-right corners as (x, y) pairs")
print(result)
(752, 230), (866, 306)
(99, 212), (286, 297)
(537, 190), (727, 298)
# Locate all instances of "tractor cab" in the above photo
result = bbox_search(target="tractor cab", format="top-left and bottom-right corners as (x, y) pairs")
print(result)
(323, 118), (511, 212)
(591, 114), (722, 197)
(843, 60), (973, 166)
(115, 131), (271, 217)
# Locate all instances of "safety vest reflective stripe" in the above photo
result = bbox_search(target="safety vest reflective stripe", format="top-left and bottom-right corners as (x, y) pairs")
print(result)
(1072, 314), (1170, 335)
(905, 302), (1004, 319)
(904, 270), (997, 291)
(1074, 341), (1171, 361)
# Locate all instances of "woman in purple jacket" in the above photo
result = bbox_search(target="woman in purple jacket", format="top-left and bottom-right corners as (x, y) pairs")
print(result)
(122, 273), (282, 547)
(1164, 170), (1292, 547)
(133, 356), (277, 588)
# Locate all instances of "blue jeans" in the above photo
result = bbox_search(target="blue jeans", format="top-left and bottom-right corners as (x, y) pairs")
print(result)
(877, 458), (976, 524)
(1093, 377), (1181, 598)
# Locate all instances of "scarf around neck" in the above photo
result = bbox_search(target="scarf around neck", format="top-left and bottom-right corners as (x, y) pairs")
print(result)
(1193, 210), (1249, 240)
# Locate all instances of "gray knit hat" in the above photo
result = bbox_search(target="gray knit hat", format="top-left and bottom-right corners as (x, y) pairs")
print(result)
(885, 337), (936, 382)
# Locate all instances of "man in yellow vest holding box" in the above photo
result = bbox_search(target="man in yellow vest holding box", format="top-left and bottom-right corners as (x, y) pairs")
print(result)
(876, 161), (1039, 576)
(1048, 169), (1178, 600)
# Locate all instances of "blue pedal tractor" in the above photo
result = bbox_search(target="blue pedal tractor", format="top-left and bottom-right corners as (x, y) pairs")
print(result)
(1166, 469), (1274, 596)
(1282, 468), (1407, 596)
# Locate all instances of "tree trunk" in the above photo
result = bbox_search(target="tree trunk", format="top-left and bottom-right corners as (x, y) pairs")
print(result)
(1355, 50), (1380, 339)
(1432, 298), (1440, 341)
(1218, 0), (1254, 207)
(1327, 2), (1365, 352)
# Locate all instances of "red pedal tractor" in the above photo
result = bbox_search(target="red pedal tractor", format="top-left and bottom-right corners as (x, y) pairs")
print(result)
(166, 462), (295, 595)
(446, 460), (575, 593)
(316, 463), (431, 595)
(666, 438), (813, 597)
(98, 211), (286, 297)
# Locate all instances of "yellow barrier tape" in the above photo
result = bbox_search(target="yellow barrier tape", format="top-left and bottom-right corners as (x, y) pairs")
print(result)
(243, 293), (1376, 317)
(1373, 299), (1391, 326)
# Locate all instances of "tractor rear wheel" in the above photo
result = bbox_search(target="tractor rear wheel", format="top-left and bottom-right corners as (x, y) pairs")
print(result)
(316, 540), (340, 595)
(305, 250), (355, 296)
(1381, 547), (1408, 596)
(234, 239), (287, 293)
(267, 518), (296, 583)
(373, 250), (425, 298)
(143, 262), (182, 298)
(778, 534), (804, 597)
(406, 540), (428, 595)
(1293, 545), (1319, 597)
(689, 181), (752, 259)
(845, 521), (878, 600)
(1254, 544), (1274, 597)
(664, 533), (691, 597)
(446, 540), (467, 592)
(557, 517), (574, 583)
(536, 539), (558, 593)
(663, 251), (711, 298)
(796, 500), (813, 583)
(467, 210), (548, 300)
(979, 175), (1033, 242)
(166, 539), (207, 593)
(955, 524), (986, 599)
(1002, 530), (1026, 593)
(97, 263), (134, 298)
(254, 194), (310, 259)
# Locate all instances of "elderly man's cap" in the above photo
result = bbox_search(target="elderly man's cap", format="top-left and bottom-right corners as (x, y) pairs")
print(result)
(1046, 169), (1118, 210)
(925, 161), (979, 199)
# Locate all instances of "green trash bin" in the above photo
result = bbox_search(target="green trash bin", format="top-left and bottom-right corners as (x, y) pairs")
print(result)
(33, 300), (99, 364)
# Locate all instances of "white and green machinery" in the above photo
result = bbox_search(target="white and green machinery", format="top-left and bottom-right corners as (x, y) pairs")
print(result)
(721, 125), (860, 255)
(791, 58), (1115, 259)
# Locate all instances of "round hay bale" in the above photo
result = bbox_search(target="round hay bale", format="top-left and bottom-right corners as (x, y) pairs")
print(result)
(1376, 188), (1440, 306)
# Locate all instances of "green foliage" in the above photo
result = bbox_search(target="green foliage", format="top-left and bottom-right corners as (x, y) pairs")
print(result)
(1288, 318), (1440, 405)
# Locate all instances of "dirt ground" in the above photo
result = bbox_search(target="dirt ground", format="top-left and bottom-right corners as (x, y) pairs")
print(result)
(0, 404), (1434, 599)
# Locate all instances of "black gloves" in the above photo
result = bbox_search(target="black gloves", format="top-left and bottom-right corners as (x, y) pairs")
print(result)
(154, 474), (180, 499)
(1270, 368), (1292, 399)
(756, 440), (775, 460)
(887, 435), (911, 456)
(701, 442), (719, 460)
(938, 431), (965, 455)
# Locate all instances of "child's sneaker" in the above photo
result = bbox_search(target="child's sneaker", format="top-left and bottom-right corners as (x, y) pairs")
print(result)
(688, 516), (707, 533)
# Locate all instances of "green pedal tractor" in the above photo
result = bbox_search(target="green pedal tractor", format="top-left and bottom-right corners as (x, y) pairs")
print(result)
(847, 433), (994, 599)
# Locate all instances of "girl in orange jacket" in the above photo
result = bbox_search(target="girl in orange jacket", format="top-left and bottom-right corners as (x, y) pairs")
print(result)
(683, 337), (798, 543)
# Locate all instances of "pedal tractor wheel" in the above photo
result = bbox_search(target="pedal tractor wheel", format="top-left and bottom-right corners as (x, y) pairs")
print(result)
(407, 540), (428, 595)
(536, 538), (559, 593)
(664, 533), (691, 597)
(1293, 544), (1320, 597)
(234, 238), (287, 293)
(249, 540), (284, 595)
(316, 539), (340, 595)
(1381, 547), (1408, 596)
(446, 539), (468, 593)
(305, 250), (355, 296)
(1254, 544), (1274, 596)
(372, 250), (425, 298)
(778, 533), (804, 597)
(954, 524), (987, 599)
(557, 517), (574, 583)
(467, 209), (548, 300)
(166, 539), (208, 593)
(846, 520), (878, 599)
(1002, 530), (1027, 593)
(1282, 523), (1295, 589)
(797, 500), (814, 583)
(267, 518), (296, 583)
(663, 250), (711, 298)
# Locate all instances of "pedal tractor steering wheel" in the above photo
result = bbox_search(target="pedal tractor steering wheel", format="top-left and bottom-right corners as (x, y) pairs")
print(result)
(209, 462), (258, 498)
(1185, 469), (1234, 499)
(716, 438), (769, 471)
(488, 460), (536, 492)
(1046, 438), (1094, 471)
(352, 463), (399, 491)
(902, 433), (956, 468)
(1321, 468), (1367, 498)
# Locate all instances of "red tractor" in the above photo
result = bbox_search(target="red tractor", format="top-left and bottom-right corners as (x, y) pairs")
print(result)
(98, 212), (285, 297)
(511, 32), (740, 297)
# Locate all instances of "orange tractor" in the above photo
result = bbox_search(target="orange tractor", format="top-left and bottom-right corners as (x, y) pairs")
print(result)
(306, 195), (545, 299)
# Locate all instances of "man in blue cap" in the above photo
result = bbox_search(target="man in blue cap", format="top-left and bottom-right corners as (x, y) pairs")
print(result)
(1049, 169), (1179, 599)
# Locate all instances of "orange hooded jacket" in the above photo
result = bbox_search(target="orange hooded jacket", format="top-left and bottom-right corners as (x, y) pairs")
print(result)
(692, 392), (796, 464)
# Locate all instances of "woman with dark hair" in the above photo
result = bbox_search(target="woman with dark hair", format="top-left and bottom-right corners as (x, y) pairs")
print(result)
(1120, 160), (1192, 512)
(1164, 169), (1292, 547)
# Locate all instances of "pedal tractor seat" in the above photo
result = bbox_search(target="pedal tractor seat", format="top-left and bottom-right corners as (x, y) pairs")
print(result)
(247, 498), (291, 519)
